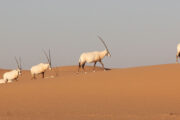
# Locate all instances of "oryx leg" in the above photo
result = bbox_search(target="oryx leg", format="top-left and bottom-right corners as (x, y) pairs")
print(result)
(176, 54), (179, 63)
(82, 62), (86, 73)
(42, 72), (45, 78)
(15, 78), (18, 81)
(5, 79), (8, 84)
(93, 62), (97, 72)
(78, 62), (81, 72)
(99, 60), (105, 71)
(31, 74), (36, 80)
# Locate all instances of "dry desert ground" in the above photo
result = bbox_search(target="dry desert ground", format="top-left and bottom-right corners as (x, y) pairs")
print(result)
(0, 64), (180, 120)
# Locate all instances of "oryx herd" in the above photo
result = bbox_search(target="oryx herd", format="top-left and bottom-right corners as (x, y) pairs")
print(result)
(0, 36), (111, 84)
(1, 36), (180, 84)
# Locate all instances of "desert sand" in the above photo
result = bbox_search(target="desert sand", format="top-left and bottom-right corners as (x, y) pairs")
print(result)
(0, 64), (180, 120)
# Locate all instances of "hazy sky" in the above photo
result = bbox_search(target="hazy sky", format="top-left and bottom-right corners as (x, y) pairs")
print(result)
(0, 0), (180, 69)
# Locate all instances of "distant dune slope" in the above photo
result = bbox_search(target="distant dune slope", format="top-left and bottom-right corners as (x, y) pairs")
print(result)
(0, 64), (180, 120)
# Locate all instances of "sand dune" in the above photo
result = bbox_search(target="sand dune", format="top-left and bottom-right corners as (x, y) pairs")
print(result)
(0, 64), (180, 120)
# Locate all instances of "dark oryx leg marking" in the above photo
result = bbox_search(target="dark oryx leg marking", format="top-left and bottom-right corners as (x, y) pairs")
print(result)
(42, 72), (45, 78)
(78, 62), (81, 72)
(176, 53), (180, 63)
(99, 60), (105, 70)
(176, 55), (178, 63)
(82, 63), (86, 72)
(93, 62), (97, 71)
(31, 74), (35, 80)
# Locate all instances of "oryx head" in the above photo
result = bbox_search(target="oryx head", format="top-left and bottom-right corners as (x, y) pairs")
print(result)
(15, 57), (22, 76)
(97, 36), (111, 57)
(44, 49), (52, 70)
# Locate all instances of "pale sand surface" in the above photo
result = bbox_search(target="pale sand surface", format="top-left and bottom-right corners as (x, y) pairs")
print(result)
(0, 64), (180, 120)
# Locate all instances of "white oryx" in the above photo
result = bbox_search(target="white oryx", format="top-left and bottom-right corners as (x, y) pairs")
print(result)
(176, 44), (180, 63)
(0, 57), (22, 84)
(30, 50), (52, 79)
(78, 36), (111, 72)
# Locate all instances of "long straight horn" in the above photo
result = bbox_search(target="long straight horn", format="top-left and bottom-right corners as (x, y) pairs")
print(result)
(49, 49), (52, 67)
(43, 50), (50, 64)
(15, 57), (20, 69)
(97, 36), (109, 52)
(19, 57), (22, 70)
